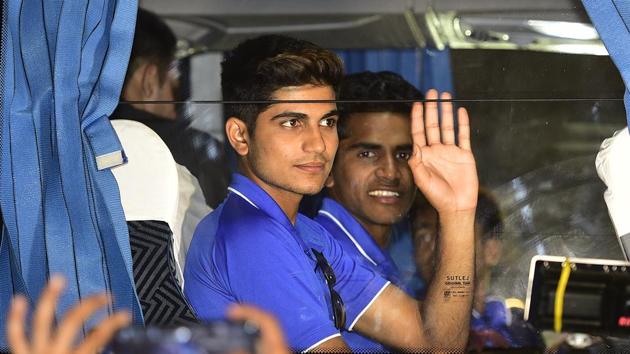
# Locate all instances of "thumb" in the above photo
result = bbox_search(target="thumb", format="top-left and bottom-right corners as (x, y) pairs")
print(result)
(408, 146), (430, 185)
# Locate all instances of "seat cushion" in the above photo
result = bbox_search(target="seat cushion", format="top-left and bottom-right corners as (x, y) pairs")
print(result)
(128, 220), (198, 326)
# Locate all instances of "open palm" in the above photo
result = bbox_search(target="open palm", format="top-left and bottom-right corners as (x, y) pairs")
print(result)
(408, 90), (478, 213)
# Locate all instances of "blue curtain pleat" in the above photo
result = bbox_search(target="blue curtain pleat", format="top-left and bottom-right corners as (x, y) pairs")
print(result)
(336, 49), (423, 88)
(582, 0), (630, 127)
(0, 0), (142, 350)
(420, 48), (455, 94)
(335, 47), (454, 94)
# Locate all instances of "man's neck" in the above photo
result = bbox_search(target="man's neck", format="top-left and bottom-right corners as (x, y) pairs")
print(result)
(239, 165), (302, 224)
(112, 104), (172, 122)
(359, 222), (392, 249)
(328, 195), (392, 249)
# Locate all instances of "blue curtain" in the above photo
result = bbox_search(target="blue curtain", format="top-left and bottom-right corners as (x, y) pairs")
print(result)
(582, 0), (630, 128)
(0, 0), (142, 349)
(336, 48), (455, 94)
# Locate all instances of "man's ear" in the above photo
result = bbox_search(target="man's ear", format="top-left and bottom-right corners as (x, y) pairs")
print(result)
(325, 172), (335, 188)
(140, 63), (161, 100)
(226, 117), (250, 156)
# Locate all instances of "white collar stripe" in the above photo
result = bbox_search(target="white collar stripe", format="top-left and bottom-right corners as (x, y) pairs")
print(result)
(302, 333), (342, 353)
(318, 210), (378, 266)
(227, 187), (259, 209)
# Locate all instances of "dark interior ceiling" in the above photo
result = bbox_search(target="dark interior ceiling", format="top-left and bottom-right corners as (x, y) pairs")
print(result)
(139, 0), (602, 55)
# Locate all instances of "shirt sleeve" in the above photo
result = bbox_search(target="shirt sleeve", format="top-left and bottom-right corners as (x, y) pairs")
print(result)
(184, 210), (234, 321)
(320, 225), (391, 331)
(213, 217), (340, 351)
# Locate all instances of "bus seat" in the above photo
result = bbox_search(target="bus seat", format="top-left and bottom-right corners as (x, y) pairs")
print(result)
(596, 127), (630, 259)
(111, 119), (207, 325)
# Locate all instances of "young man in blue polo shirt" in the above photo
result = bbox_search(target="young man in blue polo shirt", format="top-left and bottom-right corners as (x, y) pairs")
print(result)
(314, 71), (424, 351)
(184, 35), (479, 352)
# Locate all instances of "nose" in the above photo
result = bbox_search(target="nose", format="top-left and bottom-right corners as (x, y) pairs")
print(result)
(375, 155), (401, 182)
(303, 124), (327, 154)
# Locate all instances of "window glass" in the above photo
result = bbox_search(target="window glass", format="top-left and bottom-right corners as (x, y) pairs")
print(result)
(120, 0), (628, 348)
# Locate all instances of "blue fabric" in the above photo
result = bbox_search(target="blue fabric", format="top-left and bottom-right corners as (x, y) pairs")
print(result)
(420, 48), (455, 94)
(337, 49), (423, 88)
(336, 48), (455, 94)
(470, 299), (516, 348)
(314, 197), (408, 352)
(184, 174), (389, 351)
(582, 0), (630, 127)
(0, 0), (142, 350)
(316, 198), (407, 291)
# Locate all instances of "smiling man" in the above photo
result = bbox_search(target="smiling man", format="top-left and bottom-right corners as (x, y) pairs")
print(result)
(184, 35), (479, 352)
(314, 71), (422, 351)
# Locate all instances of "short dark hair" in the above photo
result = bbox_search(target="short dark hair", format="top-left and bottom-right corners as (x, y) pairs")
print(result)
(221, 35), (344, 133)
(336, 71), (423, 140)
(124, 8), (176, 87)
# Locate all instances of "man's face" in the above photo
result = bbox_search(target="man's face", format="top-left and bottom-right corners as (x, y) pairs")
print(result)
(246, 85), (339, 199)
(328, 112), (416, 227)
(475, 223), (503, 277)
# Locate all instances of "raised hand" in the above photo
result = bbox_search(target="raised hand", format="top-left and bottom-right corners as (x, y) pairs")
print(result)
(7, 275), (131, 354)
(408, 89), (478, 214)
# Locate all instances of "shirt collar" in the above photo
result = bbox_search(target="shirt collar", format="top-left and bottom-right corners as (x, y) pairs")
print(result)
(318, 197), (391, 267)
(227, 173), (295, 232)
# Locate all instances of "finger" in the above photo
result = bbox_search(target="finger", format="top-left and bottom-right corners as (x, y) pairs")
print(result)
(51, 293), (110, 353)
(227, 304), (283, 337)
(33, 275), (66, 353)
(410, 101), (426, 148)
(408, 148), (431, 188)
(7, 295), (31, 354)
(440, 92), (455, 145)
(228, 304), (289, 354)
(457, 107), (472, 151)
(424, 89), (440, 145)
(73, 311), (131, 354)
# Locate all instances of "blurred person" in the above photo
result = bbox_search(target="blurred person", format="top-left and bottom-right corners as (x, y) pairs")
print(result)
(7, 275), (131, 354)
(7, 276), (289, 354)
(111, 8), (230, 208)
(412, 190), (542, 350)
(184, 34), (479, 352)
(413, 190), (502, 297)
(314, 71), (421, 351)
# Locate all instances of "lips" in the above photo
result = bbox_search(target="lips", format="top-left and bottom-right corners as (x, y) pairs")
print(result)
(368, 190), (400, 197)
(295, 162), (326, 173)
(368, 189), (402, 204)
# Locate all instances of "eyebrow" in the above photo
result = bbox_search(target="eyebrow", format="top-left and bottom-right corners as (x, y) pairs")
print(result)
(270, 109), (339, 120)
(348, 143), (414, 151)
(348, 142), (382, 150)
(396, 144), (413, 151)
(271, 111), (307, 120)
(322, 110), (339, 118)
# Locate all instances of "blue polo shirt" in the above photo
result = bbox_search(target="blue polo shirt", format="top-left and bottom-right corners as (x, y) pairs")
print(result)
(314, 197), (410, 351)
(184, 174), (390, 351)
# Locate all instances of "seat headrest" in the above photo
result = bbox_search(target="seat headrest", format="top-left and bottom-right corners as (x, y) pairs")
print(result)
(111, 119), (179, 228)
(596, 127), (630, 237)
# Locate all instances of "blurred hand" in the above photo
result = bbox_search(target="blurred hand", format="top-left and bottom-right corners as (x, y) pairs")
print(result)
(408, 89), (478, 214)
(7, 275), (131, 354)
(227, 304), (290, 354)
